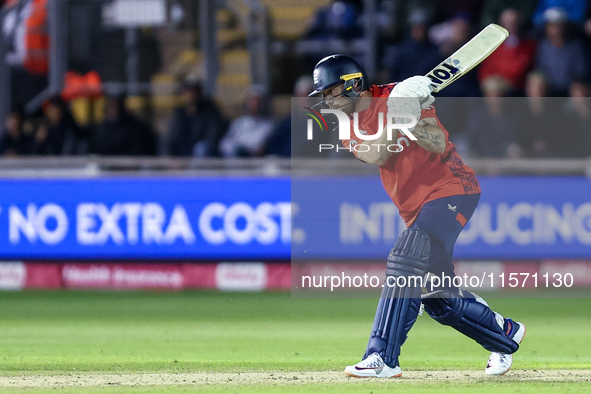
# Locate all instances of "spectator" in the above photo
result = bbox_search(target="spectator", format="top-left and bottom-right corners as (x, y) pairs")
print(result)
(169, 0), (185, 30)
(515, 71), (561, 156)
(35, 97), (81, 155)
(383, 9), (441, 82)
(535, 7), (588, 95)
(478, 8), (536, 92)
(435, 0), (486, 24)
(480, 0), (537, 28)
(429, 13), (481, 96)
(0, 108), (35, 156)
(463, 76), (518, 157)
(301, 1), (363, 74)
(304, 0), (362, 40)
(220, 84), (275, 158)
(165, 81), (227, 157)
(532, 0), (588, 26)
(429, 13), (472, 56)
(561, 78), (591, 157)
(373, 0), (397, 43)
(90, 95), (157, 156)
(264, 75), (314, 157)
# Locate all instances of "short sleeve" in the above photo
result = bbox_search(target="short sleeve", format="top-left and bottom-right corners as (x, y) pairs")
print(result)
(420, 103), (436, 120)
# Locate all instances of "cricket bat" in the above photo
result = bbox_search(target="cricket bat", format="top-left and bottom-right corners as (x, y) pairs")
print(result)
(425, 24), (509, 93)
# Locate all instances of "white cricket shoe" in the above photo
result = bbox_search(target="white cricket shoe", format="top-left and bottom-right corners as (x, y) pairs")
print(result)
(485, 320), (526, 376)
(344, 352), (402, 378)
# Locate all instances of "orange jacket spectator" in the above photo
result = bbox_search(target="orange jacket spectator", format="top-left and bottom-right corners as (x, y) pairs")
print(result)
(24, 0), (49, 75)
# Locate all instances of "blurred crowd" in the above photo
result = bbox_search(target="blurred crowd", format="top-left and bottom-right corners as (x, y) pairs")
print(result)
(1, 96), (157, 156)
(0, 79), (300, 158)
(300, 0), (591, 159)
(2, 0), (591, 159)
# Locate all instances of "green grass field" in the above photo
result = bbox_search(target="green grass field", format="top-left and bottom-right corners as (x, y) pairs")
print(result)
(0, 291), (589, 393)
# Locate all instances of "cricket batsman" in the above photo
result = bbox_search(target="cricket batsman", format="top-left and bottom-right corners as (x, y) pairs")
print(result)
(308, 54), (526, 377)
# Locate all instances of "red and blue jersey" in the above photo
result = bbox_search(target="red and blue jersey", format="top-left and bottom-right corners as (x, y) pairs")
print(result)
(341, 83), (480, 226)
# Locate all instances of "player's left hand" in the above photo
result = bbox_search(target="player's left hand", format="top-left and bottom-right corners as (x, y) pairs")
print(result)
(392, 76), (435, 108)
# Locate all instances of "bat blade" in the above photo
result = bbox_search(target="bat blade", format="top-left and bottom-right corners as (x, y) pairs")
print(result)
(426, 24), (509, 93)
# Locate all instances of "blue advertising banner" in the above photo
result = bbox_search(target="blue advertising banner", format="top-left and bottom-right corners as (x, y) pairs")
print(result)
(0, 176), (589, 260)
(293, 176), (591, 260)
(0, 178), (291, 259)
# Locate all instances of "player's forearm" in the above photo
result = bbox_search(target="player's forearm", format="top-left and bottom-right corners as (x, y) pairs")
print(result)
(356, 127), (398, 166)
(411, 118), (446, 154)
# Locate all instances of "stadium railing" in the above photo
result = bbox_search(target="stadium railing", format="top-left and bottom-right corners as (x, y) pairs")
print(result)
(0, 157), (589, 177)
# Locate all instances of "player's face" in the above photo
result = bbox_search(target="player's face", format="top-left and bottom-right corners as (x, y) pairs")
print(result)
(321, 84), (351, 111)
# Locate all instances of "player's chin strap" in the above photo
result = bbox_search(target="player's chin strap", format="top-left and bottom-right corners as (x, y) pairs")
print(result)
(311, 89), (361, 133)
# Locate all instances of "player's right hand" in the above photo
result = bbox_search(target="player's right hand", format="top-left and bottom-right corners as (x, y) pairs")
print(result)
(387, 94), (421, 131)
(391, 76), (435, 108)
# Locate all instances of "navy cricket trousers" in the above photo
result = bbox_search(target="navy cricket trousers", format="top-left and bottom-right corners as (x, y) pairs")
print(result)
(409, 193), (480, 285)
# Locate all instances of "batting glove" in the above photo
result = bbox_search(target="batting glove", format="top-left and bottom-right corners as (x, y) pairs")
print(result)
(388, 76), (435, 131)
(392, 76), (435, 107)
